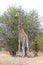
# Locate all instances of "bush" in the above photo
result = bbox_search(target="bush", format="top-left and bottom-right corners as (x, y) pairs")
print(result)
(32, 35), (40, 56)
(32, 43), (39, 56)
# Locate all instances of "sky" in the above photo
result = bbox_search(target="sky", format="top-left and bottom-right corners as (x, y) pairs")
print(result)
(0, 0), (43, 26)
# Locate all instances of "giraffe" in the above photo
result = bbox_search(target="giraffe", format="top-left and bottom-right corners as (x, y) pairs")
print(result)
(17, 12), (30, 57)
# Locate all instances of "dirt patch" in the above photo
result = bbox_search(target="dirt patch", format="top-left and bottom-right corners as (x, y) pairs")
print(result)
(0, 52), (43, 65)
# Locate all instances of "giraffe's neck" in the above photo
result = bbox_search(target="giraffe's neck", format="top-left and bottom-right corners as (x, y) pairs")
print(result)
(18, 25), (23, 32)
(18, 14), (24, 33)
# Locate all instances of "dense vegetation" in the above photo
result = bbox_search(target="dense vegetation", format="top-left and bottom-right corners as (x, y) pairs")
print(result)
(0, 6), (43, 56)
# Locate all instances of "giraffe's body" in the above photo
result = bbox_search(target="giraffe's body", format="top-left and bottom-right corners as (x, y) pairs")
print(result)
(18, 27), (29, 57)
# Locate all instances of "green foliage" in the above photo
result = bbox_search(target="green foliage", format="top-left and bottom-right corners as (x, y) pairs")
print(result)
(32, 43), (39, 52)
(32, 35), (42, 56)
(32, 43), (39, 56)
(33, 35), (41, 44)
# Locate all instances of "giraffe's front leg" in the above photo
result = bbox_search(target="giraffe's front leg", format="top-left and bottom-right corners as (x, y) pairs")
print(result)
(22, 43), (25, 57)
(18, 39), (20, 52)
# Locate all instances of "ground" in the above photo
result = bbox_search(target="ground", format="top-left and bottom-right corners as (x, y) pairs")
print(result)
(0, 51), (43, 65)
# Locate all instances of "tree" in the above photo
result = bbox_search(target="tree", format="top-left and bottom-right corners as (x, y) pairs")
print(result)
(0, 6), (41, 56)
(22, 10), (41, 50)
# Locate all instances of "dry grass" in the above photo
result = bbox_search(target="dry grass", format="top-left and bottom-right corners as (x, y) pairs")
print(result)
(0, 51), (43, 65)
